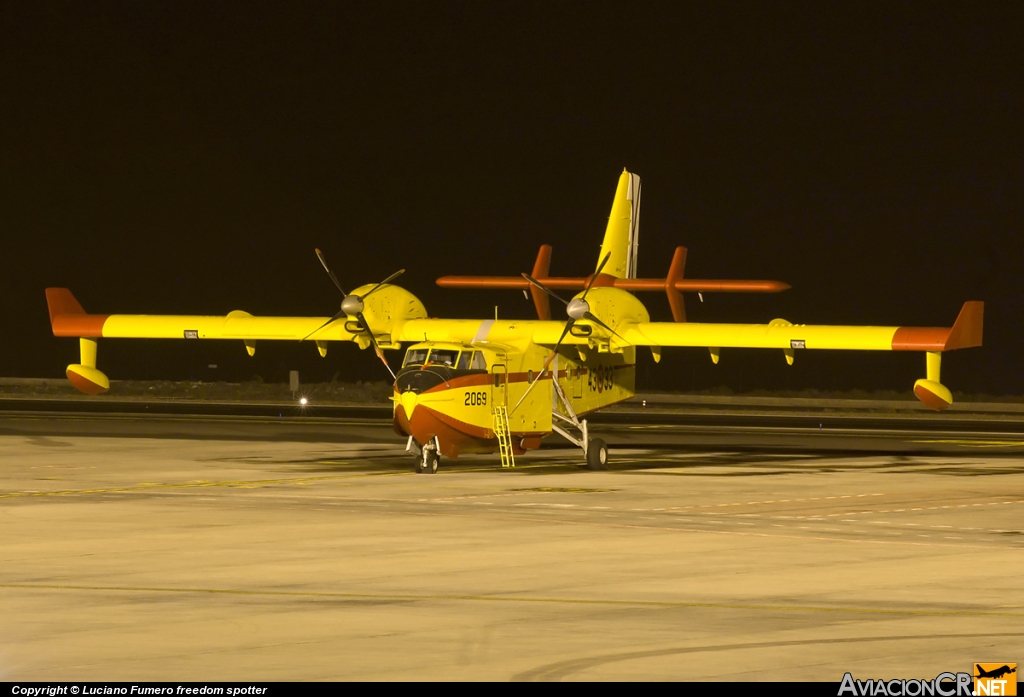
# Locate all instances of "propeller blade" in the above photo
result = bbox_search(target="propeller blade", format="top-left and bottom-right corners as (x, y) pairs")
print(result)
(510, 319), (574, 414)
(581, 252), (611, 300)
(521, 273), (570, 306)
(512, 253), (617, 415)
(315, 248), (346, 296)
(356, 312), (396, 380)
(309, 255), (396, 379)
(363, 269), (406, 298)
(302, 308), (347, 341)
(582, 311), (625, 341)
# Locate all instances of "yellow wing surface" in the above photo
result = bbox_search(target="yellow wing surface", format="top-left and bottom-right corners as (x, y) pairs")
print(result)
(46, 284), (982, 409)
(46, 285), (424, 344)
(522, 302), (983, 353)
(102, 314), (335, 340)
(47, 288), (981, 360)
(45, 285), (422, 394)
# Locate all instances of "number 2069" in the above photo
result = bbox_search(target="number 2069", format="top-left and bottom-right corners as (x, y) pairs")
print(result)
(464, 391), (487, 406)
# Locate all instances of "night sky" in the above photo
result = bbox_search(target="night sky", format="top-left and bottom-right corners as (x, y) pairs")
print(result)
(2, 3), (1021, 395)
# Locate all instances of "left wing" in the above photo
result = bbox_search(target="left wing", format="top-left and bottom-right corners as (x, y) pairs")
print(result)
(621, 301), (983, 353)
(528, 301), (982, 411)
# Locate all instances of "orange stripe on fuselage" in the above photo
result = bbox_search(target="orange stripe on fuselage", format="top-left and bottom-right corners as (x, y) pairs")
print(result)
(419, 370), (566, 394)
(420, 373), (493, 392)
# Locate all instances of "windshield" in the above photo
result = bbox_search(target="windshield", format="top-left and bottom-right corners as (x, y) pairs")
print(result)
(403, 348), (428, 368)
(427, 349), (459, 368)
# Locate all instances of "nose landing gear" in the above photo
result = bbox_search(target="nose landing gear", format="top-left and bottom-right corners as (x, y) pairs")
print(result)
(409, 436), (440, 474)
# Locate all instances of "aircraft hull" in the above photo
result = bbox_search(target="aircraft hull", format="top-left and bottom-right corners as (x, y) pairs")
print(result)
(393, 398), (548, 459)
(391, 354), (636, 460)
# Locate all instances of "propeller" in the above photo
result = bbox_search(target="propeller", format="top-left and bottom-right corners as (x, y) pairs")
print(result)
(306, 248), (403, 379)
(510, 253), (623, 413)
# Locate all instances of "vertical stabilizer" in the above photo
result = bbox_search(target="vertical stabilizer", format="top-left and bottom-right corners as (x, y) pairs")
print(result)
(597, 169), (642, 279)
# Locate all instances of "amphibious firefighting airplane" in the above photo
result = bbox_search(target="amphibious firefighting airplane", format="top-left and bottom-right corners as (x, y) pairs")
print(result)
(46, 170), (983, 473)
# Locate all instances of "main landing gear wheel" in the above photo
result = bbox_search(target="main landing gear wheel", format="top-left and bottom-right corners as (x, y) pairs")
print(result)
(417, 447), (439, 475)
(586, 438), (608, 470)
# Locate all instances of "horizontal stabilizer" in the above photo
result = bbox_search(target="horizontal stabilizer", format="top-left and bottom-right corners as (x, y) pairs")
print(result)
(437, 244), (789, 324)
(436, 275), (791, 293)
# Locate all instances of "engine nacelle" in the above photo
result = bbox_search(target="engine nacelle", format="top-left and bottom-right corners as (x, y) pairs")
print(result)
(346, 283), (427, 349)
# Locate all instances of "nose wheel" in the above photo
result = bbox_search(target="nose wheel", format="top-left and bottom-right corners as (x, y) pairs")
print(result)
(415, 438), (440, 474)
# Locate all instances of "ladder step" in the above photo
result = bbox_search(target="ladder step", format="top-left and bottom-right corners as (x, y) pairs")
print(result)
(492, 406), (515, 468)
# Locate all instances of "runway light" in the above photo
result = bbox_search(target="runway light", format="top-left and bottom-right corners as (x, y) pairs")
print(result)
(299, 397), (308, 406)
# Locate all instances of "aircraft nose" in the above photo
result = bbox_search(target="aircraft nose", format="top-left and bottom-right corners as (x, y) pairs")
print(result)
(395, 368), (447, 394)
(401, 391), (419, 419)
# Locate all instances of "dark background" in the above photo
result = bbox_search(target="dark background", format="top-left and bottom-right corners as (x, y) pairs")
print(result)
(2, 2), (1021, 394)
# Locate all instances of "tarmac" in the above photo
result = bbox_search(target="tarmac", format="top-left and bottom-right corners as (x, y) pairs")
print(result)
(1, 408), (1023, 680)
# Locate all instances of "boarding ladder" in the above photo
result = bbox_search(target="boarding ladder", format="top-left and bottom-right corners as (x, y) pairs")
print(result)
(492, 406), (515, 468)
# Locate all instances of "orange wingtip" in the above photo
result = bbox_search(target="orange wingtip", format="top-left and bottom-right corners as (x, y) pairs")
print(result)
(945, 301), (983, 350)
(45, 288), (85, 323)
(45, 288), (108, 337)
(891, 301), (983, 351)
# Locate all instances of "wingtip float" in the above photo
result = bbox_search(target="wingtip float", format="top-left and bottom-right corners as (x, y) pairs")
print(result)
(45, 169), (983, 472)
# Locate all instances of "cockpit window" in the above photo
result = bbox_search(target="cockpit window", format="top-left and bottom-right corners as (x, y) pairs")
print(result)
(456, 350), (486, 370)
(427, 349), (459, 367)
(403, 348), (428, 368)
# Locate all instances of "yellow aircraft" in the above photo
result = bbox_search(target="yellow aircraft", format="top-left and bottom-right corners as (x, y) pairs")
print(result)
(46, 170), (983, 473)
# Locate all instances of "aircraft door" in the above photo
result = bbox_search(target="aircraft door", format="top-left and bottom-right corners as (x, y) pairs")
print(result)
(491, 364), (508, 407)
